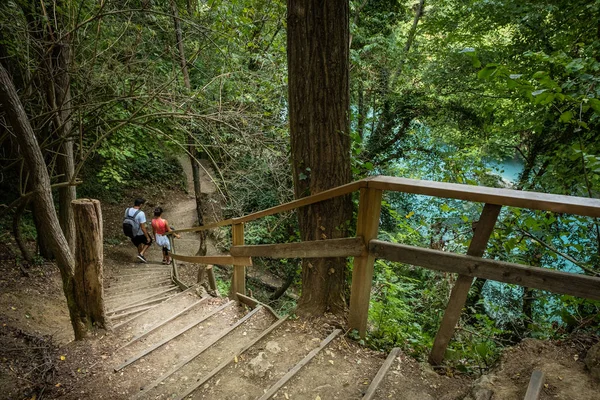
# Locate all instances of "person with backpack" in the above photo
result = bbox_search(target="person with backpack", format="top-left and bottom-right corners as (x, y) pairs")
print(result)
(123, 198), (152, 263)
(151, 207), (180, 264)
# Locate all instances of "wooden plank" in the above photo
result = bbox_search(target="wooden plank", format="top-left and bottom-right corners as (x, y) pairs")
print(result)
(108, 305), (155, 321)
(112, 271), (170, 280)
(524, 370), (546, 400)
(173, 316), (289, 400)
(170, 253), (253, 266)
(367, 176), (600, 218)
(235, 181), (366, 224)
(104, 279), (172, 294)
(429, 203), (501, 365)
(349, 188), (383, 337)
(105, 276), (171, 289)
(168, 181), (366, 234)
(362, 347), (401, 400)
(111, 284), (201, 331)
(169, 234), (178, 280)
(230, 237), (365, 259)
(369, 240), (600, 300)
(107, 295), (175, 316)
(230, 223), (246, 300)
(236, 292), (281, 319)
(106, 285), (177, 301)
(206, 264), (218, 294)
(114, 300), (235, 372)
(258, 329), (342, 400)
(167, 175), (600, 233)
(168, 218), (236, 234)
(116, 269), (170, 277)
(132, 306), (264, 400)
(106, 286), (179, 314)
(113, 266), (171, 272)
(111, 306), (158, 329)
(118, 296), (209, 350)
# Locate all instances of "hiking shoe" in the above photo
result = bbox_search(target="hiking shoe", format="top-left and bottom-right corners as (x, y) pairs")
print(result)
(137, 254), (147, 263)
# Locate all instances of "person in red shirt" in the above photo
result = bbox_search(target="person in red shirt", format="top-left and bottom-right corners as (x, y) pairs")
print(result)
(151, 207), (180, 264)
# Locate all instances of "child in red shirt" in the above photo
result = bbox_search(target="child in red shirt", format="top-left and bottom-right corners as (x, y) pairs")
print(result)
(151, 207), (180, 264)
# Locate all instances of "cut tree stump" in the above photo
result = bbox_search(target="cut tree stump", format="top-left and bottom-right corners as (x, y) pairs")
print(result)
(72, 198), (106, 332)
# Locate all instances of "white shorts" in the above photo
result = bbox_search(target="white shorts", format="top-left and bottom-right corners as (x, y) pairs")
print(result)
(155, 234), (171, 250)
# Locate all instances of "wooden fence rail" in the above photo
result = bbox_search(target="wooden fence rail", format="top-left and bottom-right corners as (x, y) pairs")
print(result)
(370, 240), (600, 301)
(168, 175), (600, 365)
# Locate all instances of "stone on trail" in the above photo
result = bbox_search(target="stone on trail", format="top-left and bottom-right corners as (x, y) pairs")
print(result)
(585, 342), (600, 382)
(245, 352), (273, 379)
(265, 341), (281, 354)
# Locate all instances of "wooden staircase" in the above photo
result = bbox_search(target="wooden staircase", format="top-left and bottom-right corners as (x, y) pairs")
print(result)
(79, 265), (404, 400)
(77, 174), (600, 399)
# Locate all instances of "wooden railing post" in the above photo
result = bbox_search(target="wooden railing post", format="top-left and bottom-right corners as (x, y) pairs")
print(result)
(349, 187), (383, 337)
(429, 203), (501, 365)
(230, 223), (246, 300)
(169, 235), (178, 281)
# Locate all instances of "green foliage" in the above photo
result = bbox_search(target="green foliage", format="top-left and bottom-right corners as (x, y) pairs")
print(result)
(2, 0), (599, 375)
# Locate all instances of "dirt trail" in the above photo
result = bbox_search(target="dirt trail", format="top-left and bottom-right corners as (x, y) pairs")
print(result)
(127, 156), (222, 269)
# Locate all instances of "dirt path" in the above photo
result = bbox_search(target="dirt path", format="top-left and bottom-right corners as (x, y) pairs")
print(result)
(144, 157), (219, 261)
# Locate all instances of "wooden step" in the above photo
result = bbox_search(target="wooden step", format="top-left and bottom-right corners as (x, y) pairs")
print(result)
(258, 329), (342, 400)
(118, 296), (209, 349)
(112, 285), (204, 332)
(106, 286), (179, 314)
(174, 316), (289, 400)
(186, 319), (331, 399)
(114, 300), (236, 371)
(363, 347), (401, 400)
(132, 306), (270, 399)
(104, 278), (172, 294)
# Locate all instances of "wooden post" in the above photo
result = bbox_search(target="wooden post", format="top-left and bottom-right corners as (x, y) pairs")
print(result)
(348, 187), (383, 337)
(524, 370), (546, 400)
(169, 235), (178, 281)
(429, 203), (501, 365)
(72, 199), (106, 331)
(229, 223), (246, 300)
(206, 265), (219, 295)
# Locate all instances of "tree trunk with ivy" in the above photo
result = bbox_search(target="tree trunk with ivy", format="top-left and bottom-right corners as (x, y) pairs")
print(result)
(0, 63), (92, 340)
(171, 0), (207, 256)
(287, 0), (353, 316)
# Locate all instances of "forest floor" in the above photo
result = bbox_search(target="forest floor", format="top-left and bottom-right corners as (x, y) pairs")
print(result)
(0, 158), (599, 399)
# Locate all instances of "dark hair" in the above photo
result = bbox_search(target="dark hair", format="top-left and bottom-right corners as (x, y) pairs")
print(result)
(134, 198), (146, 206)
(154, 207), (163, 217)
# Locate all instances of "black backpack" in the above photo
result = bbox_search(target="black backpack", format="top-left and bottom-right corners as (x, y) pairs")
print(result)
(123, 208), (142, 238)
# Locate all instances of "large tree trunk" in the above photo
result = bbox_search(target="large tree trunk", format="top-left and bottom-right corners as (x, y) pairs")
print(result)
(288, 1), (353, 316)
(357, 80), (366, 141)
(171, 0), (207, 256)
(0, 63), (89, 340)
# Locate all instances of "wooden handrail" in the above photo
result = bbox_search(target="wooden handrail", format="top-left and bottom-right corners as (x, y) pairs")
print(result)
(170, 254), (252, 266)
(168, 180), (365, 234)
(230, 237), (366, 259)
(167, 174), (600, 366)
(370, 240), (600, 300)
(169, 176), (600, 235)
(367, 176), (600, 218)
